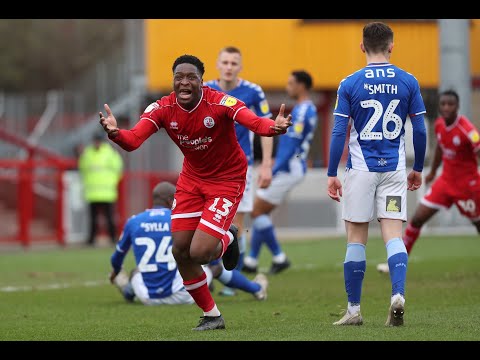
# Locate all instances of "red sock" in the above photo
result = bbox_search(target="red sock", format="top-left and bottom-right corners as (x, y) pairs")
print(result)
(183, 272), (215, 312)
(403, 223), (421, 254)
(217, 231), (233, 259)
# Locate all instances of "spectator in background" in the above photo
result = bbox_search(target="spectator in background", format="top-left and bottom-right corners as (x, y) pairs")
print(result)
(78, 132), (124, 246)
(242, 70), (318, 275)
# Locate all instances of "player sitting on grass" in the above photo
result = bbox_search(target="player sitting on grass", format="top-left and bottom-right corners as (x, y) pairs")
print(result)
(109, 181), (268, 305)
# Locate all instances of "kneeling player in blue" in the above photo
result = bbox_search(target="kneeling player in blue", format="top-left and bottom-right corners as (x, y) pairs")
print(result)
(109, 181), (268, 305)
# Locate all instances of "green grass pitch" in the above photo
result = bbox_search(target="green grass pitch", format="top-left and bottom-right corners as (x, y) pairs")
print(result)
(0, 234), (479, 341)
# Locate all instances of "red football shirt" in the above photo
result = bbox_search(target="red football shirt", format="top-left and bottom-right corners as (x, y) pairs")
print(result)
(111, 86), (279, 180)
(435, 115), (480, 183)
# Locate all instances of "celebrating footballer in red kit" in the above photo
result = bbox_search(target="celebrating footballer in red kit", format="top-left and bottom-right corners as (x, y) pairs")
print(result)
(99, 54), (292, 331)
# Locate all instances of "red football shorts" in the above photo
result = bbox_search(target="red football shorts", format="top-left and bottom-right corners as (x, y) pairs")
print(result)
(171, 172), (246, 239)
(421, 175), (480, 220)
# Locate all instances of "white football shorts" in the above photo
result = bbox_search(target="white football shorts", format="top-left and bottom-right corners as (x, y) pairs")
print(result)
(237, 165), (254, 213)
(131, 270), (194, 305)
(256, 169), (305, 206)
(342, 168), (407, 222)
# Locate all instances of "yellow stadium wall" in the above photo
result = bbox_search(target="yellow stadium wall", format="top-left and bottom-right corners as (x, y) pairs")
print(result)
(145, 19), (480, 92)
(470, 19), (480, 78)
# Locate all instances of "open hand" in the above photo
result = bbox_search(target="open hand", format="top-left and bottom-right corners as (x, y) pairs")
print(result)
(407, 170), (422, 191)
(99, 103), (119, 138)
(270, 104), (293, 134)
(327, 176), (343, 202)
(257, 164), (272, 189)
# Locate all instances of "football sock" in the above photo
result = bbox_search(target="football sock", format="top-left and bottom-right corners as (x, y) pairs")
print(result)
(248, 216), (265, 259)
(243, 255), (258, 268)
(272, 252), (287, 263)
(204, 305), (221, 317)
(217, 229), (234, 259)
(250, 214), (283, 257)
(218, 268), (261, 294)
(348, 303), (360, 315)
(386, 237), (408, 296)
(344, 243), (366, 305)
(403, 223), (421, 254)
(183, 271), (220, 316)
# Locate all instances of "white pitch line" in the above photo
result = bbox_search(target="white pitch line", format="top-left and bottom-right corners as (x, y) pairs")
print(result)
(0, 279), (109, 293)
(257, 256), (423, 272)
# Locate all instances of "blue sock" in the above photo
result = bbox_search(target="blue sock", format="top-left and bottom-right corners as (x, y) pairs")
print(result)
(249, 215), (266, 259)
(235, 233), (246, 271)
(386, 237), (408, 296)
(218, 268), (260, 294)
(343, 243), (366, 305)
(249, 214), (282, 258)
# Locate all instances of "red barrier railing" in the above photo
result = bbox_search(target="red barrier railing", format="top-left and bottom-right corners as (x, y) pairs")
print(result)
(116, 171), (179, 232)
(0, 159), (77, 246)
(0, 128), (77, 246)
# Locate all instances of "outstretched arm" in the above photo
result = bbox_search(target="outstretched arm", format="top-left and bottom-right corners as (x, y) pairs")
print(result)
(99, 104), (158, 152)
(234, 104), (292, 137)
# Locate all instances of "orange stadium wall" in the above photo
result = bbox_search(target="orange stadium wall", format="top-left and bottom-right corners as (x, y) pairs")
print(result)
(145, 19), (480, 92)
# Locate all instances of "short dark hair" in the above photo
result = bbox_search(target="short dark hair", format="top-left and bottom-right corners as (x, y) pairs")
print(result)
(292, 70), (313, 90)
(219, 46), (242, 56)
(172, 55), (205, 76)
(439, 89), (460, 104)
(363, 22), (394, 54)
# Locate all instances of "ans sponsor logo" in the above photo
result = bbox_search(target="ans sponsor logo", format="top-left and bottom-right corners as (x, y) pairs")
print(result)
(220, 95), (238, 107)
(386, 196), (401, 212)
(170, 121), (178, 130)
(144, 102), (159, 113)
(203, 117), (215, 128)
(364, 68), (396, 78)
(177, 134), (212, 150)
(395, 263), (407, 268)
(171, 198), (176, 210)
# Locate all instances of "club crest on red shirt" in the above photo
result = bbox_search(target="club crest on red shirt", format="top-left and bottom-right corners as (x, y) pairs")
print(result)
(204, 117), (215, 128)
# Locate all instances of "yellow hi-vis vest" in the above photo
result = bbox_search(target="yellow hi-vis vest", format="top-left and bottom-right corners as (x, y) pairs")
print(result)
(78, 142), (124, 203)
